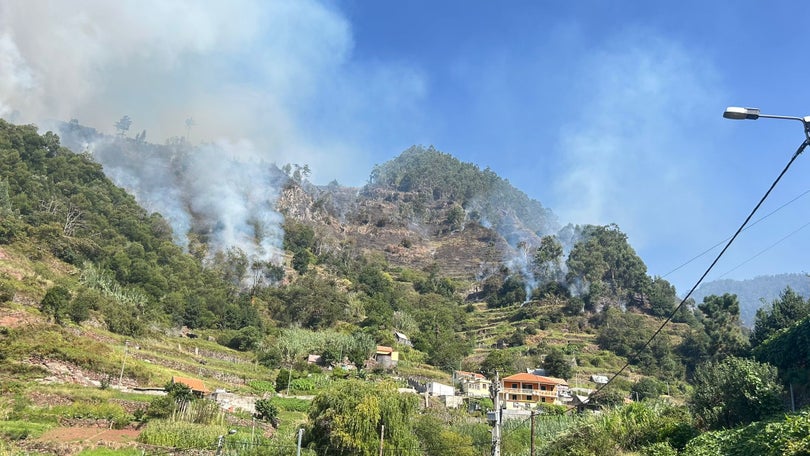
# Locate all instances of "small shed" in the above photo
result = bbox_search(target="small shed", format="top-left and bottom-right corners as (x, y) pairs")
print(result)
(394, 331), (412, 347)
(590, 375), (609, 385)
(374, 346), (399, 368)
(170, 375), (209, 398)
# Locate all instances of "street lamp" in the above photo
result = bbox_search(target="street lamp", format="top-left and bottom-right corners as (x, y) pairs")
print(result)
(723, 106), (810, 142)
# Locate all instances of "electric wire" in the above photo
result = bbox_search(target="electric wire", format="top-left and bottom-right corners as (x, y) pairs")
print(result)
(713, 220), (810, 280)
(587, 137), (810, 403)
(661, 188), (810, 279)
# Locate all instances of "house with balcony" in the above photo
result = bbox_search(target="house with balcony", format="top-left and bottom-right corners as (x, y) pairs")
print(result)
(500, 373), (568, 409)
(456, 370), (492, 398)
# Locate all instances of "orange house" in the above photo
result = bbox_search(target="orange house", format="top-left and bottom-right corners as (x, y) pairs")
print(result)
(500, 373), (568, 408)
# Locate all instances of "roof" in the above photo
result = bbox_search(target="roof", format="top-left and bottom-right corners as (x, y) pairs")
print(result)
(171, 375), (209, 393)
(376, 345), (394, 355)
(502, 373), (568, 385)
(394, 331), (410, 340)
(590, 375), (609, 384)
(307, 354), (322, 364)
(456, 370), (487, 380)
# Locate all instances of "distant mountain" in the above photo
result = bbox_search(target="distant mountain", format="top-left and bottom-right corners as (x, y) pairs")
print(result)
(691, 273), (810, 327)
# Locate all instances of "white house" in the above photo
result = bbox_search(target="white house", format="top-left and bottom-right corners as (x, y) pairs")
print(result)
(426, 381), (455, 397)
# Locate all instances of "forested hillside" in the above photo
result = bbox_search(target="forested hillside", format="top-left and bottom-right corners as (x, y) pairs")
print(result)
(693, 273), (810, 326)
(1, 121), (809, 455)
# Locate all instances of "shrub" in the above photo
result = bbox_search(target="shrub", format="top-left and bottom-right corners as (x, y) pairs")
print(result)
(254, 398), (279, 426)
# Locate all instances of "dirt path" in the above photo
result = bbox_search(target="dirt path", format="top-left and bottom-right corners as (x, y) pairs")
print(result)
(38, 426), (141, 444)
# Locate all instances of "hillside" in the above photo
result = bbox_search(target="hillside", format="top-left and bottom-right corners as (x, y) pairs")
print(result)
(2, 120), (808, 455)
(692, 273), (810, 326)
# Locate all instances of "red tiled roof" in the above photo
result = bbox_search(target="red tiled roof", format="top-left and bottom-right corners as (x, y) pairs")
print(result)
(376, 345), (393, 354)
(502, 373), (568, 385)
(171, 376), (209, 393)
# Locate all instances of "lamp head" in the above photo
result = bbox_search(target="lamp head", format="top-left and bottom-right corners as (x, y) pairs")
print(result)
(724, 107), (760, 120)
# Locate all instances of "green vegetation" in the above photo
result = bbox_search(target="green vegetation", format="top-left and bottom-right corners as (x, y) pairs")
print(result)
(2, 122), (810, 454)
(137, 420), (227, 449)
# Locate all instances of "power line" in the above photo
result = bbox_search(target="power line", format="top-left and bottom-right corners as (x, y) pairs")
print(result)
(589, 137), (809, 402)
(661, 188), (810, 279)
(713, 220), (810, 280)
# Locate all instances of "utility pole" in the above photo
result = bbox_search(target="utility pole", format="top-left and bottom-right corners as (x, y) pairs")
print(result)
(296, 427), (304, 456)
(379, 424), (385, 456)
(492, 370), (501, 456)
(118, 341), (129, 389)
(530, 410), (537, 456)
(790, 383), (795, 412)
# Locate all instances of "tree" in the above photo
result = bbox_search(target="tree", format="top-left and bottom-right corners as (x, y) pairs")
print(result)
(543, 348), (573, 380)
(306, 380), (420, 456)
(566, 224), (648, 299)
(164, 380), (195, 409)
(698, 293), (749, 360)
(254, 398), (279, 427)
(114, 115), (132, 136)
(689, 357), (783, 430)
(481, 349), (516, 379)
(751, 287), (810, 347)
(631, 377), (661, 401)
(753, 315), (810, 399)
(533, 235), (563, 283)
(40, 285), (71, 324)
(647, 277), (678, 317)
(413, 414), (475, 456)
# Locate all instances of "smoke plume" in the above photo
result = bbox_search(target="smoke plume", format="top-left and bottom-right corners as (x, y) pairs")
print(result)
(0, 0), (425, 264)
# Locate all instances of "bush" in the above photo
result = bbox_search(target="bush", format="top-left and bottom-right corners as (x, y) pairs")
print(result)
(40, 285), (71, 323)
(641, 442), (678, 456)
(254, 398), (279, 426)
(690, 357), (783, 430)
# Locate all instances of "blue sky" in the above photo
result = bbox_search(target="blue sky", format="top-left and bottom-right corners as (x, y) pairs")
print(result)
(2, 0), (810, 294)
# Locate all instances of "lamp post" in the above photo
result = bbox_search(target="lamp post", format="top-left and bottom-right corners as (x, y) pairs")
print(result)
(723, 106), (810, 140)
(723, 106), (810, 166)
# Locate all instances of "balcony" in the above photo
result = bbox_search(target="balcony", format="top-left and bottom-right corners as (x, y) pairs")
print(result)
(501, 388), (557, 398)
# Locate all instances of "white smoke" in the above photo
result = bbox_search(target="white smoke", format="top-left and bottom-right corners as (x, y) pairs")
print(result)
(0, 0), (426, 265)
(0, 0), (426, 184)
(70, 131), (285, 263)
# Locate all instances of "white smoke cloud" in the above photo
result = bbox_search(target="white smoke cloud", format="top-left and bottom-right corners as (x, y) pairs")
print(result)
(0, 0), (426, 266)
(552, 32), (724, 252)
(0, 0), (425, 184)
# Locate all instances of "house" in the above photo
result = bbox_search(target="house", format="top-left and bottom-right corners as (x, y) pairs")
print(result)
(570, 394), (599, 413)
(456, 370), (492, 398)
(306, 354), (323, 366)
(590, 375), (609, 385)
(210, 388), (256, 413)
(170, 375), (209, 398)
(426, 381), (455, 397)
(394, 331), (412, 347)
(500, 373), (569, 409)
(374, 345), (399, 368)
